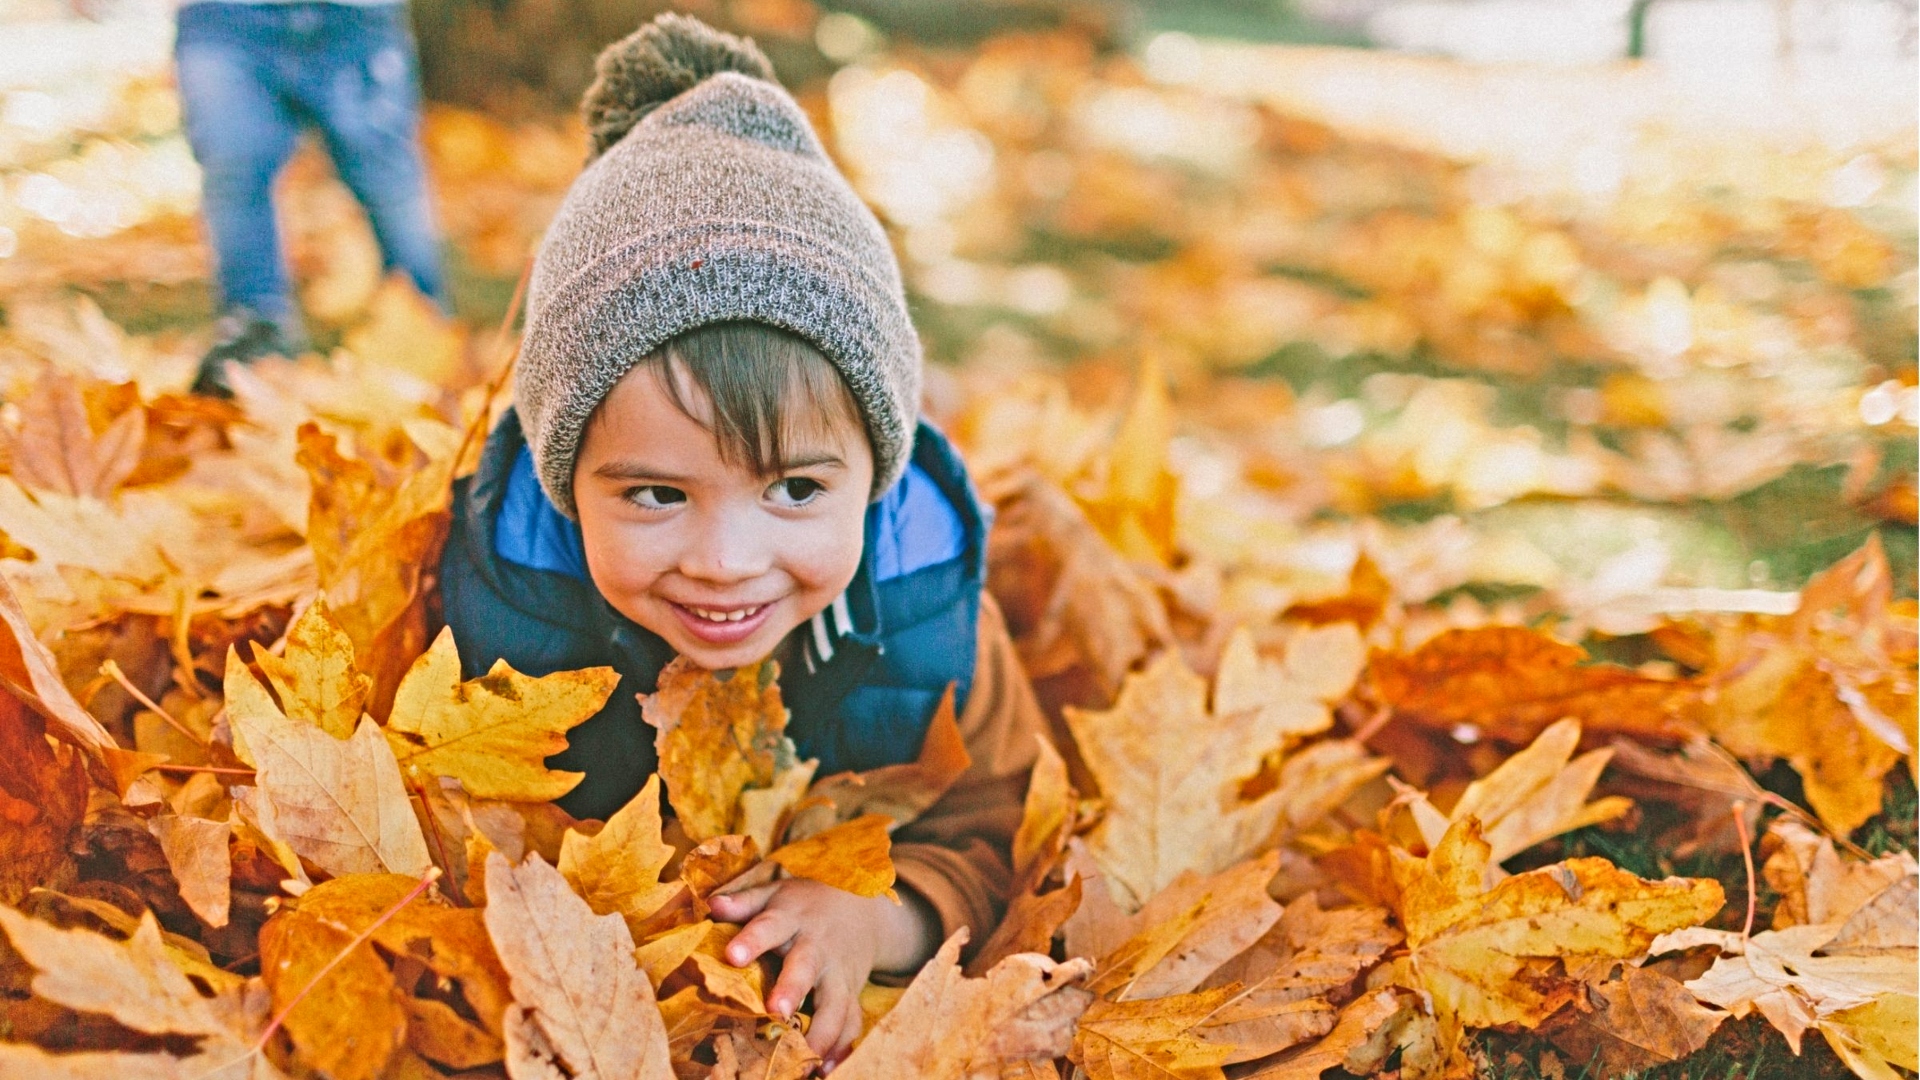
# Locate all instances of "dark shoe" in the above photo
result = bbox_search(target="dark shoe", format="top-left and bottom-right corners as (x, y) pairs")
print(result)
(191, 309), (303, 398)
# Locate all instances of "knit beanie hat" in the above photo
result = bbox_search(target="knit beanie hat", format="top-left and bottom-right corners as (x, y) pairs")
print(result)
(515, 14), (922, 518)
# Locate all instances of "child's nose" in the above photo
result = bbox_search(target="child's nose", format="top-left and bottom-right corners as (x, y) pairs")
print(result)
(678, 506), (773, 582)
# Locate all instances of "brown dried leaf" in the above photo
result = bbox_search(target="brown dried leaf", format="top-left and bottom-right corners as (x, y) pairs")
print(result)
(1368, 625), (1700, 744)
(1196, 895), (1400, 1063)
(558, 774), (685, 938)
(11, 368), (145, 500)
(1238, 988), (1410, 1080)
(252, 597), (369, 740)
(0, 571), (117, 755)
(1546, 965), (1725, 1074)
(833, 931), (1095, 1080)
(0, 695), (89, 906)
(765, 813), (895, 898)
(147, 813), (231, 927)
(483, 851), (674, 1080)
(231, 677), (432, 879)
(0, 905), (283, 1079)
(642, 659), (789, 842)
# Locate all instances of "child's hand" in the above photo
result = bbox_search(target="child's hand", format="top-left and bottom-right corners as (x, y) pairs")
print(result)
(709, 879), (939, 1068)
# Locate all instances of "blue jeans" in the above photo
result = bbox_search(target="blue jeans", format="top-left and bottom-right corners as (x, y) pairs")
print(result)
(174, 1), (447, 322)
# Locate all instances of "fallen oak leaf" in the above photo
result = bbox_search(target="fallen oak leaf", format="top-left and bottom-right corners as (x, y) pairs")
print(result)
(386, 627), (613, 803)
(832, 930), (1095, 1080)
(642, 658), (789, 842)
(483, 851), (674, 1080)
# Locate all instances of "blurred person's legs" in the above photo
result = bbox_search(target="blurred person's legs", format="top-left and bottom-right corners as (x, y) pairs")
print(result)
(175, 1), (310, 392)
(176, 1), (446, 395)
(291, 3), (447, 308)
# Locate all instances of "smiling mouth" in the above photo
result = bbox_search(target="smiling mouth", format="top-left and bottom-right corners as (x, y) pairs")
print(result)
(666, 599), (779, 647)
(683, 603), (766, 623)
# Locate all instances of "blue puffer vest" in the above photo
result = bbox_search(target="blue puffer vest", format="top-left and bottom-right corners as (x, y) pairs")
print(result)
(438, 409), (988, 821)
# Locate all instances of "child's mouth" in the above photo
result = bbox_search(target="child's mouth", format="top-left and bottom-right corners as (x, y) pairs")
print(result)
(668, 600), (775, 646)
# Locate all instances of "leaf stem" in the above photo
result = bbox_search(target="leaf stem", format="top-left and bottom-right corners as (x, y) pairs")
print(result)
(248, 868), (440, 1069)
(1732, 799), (1756, 942)
(156, 764), (256, 778)
(102, 658), (208, 748)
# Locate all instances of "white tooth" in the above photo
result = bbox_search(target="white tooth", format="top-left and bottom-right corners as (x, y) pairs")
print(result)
(727, 610), (745, 622)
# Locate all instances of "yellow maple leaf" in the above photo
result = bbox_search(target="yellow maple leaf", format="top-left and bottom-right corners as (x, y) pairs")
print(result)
(1067, 639), (1387, 910)
(1399, 718), (1632, 869)
(253, 596), (370, 741)
(558, 774), (686, 939)
(296, 422), (456, 713)
(765, 813), (897, 899)
(385, 626), (615, 802)
(641, 658), (790, 842)
(1075, 352), (1179, 567)
(1388, 817), (1724, 1077)
(229, 653), (432, 880)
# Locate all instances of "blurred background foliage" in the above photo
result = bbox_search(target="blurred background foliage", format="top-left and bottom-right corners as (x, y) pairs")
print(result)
(0, 0), (1913, 602)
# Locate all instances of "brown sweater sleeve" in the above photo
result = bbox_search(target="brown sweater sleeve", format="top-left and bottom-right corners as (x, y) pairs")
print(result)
(888, 592), (1044, 955)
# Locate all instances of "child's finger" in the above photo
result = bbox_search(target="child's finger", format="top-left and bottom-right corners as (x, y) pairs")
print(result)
(725, 907), (797, 967)
(766, 943), (820, 1021)
(824, 994), (862, 1069)
(805, 975), (857, 1062)
(707, 882), (778, 924)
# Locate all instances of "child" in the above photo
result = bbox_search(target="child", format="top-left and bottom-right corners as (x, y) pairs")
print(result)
(437, 14), (1046, 1065)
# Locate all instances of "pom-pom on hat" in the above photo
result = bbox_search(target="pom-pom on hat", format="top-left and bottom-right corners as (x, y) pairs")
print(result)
(516, 13), (922, 518)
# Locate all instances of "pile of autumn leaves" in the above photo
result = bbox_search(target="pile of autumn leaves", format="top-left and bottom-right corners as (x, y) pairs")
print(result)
(0, 345), (1913, 1080)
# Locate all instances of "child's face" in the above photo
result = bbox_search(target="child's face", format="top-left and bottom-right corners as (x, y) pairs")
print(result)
(573, 363), (874, 671)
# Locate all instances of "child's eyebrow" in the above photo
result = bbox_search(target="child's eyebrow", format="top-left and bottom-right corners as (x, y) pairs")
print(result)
(592, 460), (689, 482)
(776, 453), (846, 471)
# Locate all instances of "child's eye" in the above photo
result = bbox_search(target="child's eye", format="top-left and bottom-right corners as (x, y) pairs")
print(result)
(767, 477), (825, 507)
(626, 485), (686, 509)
